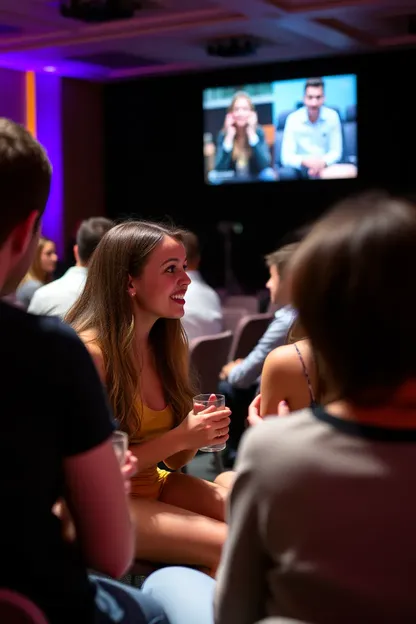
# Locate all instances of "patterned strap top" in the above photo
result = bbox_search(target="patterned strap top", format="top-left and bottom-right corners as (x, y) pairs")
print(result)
(293, 343), (317, 408)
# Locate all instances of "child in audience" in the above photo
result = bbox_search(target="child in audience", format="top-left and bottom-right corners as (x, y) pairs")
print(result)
(66, 221), (231, 575)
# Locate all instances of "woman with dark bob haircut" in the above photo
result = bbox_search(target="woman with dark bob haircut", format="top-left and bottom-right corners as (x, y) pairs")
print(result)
(214, 192), (416, 624)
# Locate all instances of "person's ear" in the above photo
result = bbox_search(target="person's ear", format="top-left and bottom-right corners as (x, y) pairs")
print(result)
(73, 244), (80, 264)
(127, 275), (136, 299)
(10, 211), (39, 255)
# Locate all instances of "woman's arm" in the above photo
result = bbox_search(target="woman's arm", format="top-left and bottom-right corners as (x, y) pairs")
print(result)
(214, 131), (234, 171)
(81, 337), (230, 471)
(82, 338), (192, 470)
(164, 448), (197, 471)
(260, 345), (293, 417)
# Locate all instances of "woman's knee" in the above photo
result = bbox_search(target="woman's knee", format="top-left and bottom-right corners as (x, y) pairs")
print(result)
(214, 470), (236, 490)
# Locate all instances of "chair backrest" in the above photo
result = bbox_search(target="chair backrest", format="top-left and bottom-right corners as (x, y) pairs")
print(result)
(223, 295), (258, 313)
(189, 331), (233, 394)
(228, 313), (273, 362)
(222, 307), (248, 333)
(0, 590), (48, 624)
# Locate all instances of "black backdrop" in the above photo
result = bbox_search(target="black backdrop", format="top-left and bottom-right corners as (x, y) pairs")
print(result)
(104, 48), (416, 290)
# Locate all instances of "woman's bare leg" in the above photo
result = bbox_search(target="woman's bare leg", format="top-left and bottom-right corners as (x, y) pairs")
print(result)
(159, 472), (228, 521)
(214, 470), (236, 491)
(129, 496), (226, 574)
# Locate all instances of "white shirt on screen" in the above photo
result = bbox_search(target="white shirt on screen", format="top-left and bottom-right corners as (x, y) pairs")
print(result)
(281, 105), (343, 169)
(182, 270), (223, 342)
(28, 266), (88, 319)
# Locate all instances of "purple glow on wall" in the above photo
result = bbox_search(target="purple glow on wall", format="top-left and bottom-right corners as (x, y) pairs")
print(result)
(35, 73), (64, 257)
(0, 67), (25, 124)
(0, 52), (109, 79)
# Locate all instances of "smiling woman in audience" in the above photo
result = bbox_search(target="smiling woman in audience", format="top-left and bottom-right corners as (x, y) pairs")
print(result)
(215, 192), (416, 624)
(66, 221), (231, 575)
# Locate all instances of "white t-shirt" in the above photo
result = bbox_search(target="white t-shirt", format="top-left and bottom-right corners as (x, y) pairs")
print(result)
(181, 270), (223, 342)
(28, 266), (87, 319)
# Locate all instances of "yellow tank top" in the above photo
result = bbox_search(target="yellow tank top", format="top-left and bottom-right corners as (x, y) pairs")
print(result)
(129, 403), (175, 499)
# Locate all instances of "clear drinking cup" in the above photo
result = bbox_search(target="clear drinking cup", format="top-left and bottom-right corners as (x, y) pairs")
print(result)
(111, 430), (128, 466)
(193, 393), (227, 452)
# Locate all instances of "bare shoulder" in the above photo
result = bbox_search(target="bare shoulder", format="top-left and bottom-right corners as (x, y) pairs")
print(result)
(263, 342), (301, 374)
(78, 329), (106, 383)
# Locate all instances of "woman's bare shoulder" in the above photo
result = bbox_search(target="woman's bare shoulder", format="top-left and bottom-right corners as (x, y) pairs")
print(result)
(264, 341), (304, 370)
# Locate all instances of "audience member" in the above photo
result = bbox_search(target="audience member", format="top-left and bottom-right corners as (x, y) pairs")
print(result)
(0, 117), (216, 624)
(66, 222), (231, 575)
(215, 191), (416, 624)
(16, 235), (57, 308)
(181, 231), (223, 342)
(219, 243), (298, 467)
(28, 216), (114, 318)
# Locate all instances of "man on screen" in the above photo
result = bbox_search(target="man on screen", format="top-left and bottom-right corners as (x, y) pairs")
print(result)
(280, 77), (343, 179)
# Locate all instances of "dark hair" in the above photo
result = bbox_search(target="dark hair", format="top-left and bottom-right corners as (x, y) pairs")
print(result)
(76, 217), (114, 264)
(305, 77), (324, 92)
(290, 191), (416, 405)
(181, 231), (200, 266)
(0, 118), (51, 244)
(265, 243), (299, 278)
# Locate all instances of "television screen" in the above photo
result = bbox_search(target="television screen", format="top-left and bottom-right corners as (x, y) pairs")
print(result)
(203, 74), (357, 185)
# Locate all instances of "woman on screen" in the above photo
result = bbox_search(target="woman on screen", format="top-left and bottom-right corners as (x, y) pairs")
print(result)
(209, 91), (276, 183)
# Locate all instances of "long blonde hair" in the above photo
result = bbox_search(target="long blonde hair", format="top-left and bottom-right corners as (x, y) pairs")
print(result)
(20, 236), (54, 286)
(226, 91), (255, 166)
(65, 221), (195, 436)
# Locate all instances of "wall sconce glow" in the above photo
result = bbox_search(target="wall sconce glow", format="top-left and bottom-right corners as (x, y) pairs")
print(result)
(25, 71), (37, 137)
(43, 66), (57, 73)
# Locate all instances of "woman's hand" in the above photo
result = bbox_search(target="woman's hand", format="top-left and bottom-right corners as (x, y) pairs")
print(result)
(246, 111), (258, 143)
(247, 394), (290, 427)
(247, 111), (258, 130)
(224, 112), (236, 140)
(178, 403), (231, 450)
(247, 393), (263, 427)
(121, 450), (137, 495)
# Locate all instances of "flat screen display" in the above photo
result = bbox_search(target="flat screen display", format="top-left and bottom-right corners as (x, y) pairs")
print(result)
(203, 74), (357, 185)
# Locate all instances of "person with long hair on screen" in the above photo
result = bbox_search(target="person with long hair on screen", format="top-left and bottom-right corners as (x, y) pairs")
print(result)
(208, 91), (276, 184)
(66, 221), (231, 576)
